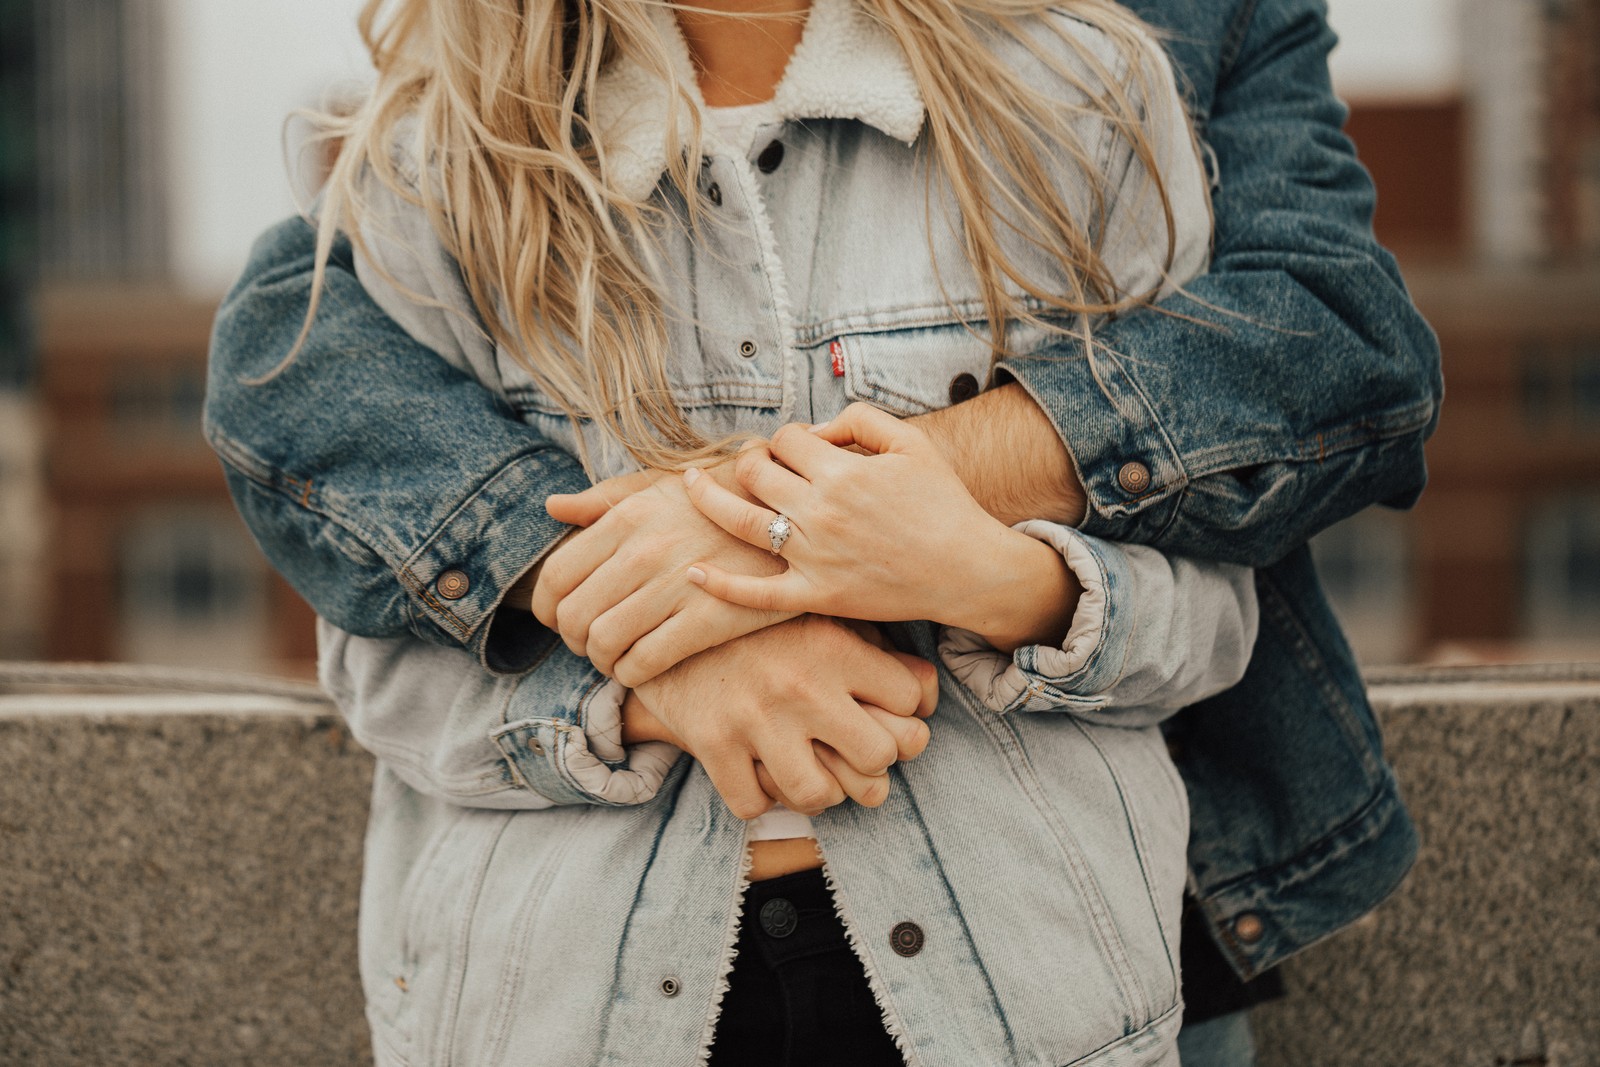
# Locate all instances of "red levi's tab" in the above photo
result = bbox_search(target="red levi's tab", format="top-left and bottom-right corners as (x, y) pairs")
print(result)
(830, 340), (845, 377)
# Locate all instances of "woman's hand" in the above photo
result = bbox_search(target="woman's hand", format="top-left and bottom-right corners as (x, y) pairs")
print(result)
(682, 403), (1081, 650)
(535, 463), (799, 686)
(621, 615), (938, 818)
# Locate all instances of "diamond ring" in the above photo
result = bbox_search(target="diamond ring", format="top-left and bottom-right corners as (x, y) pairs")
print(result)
(767, 514), (793, 556)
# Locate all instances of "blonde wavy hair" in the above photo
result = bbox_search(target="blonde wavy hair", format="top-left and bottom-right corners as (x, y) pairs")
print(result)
(304, 0), (1189, 470)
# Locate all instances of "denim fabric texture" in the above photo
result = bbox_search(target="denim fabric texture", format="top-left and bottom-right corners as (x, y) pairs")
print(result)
(314, 7), (1252, 1063)
(202, 0), (1441, 1057)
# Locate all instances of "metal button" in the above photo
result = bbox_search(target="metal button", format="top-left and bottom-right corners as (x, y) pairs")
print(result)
(738, 340), (758, 359)
(756, 140), (785, 173)
(1117, 461), (1152, 495)
(1234, 913), (1265, 944)
(889, 921), (924, 957)
(660, 976), (681, 997)
(706, 182), (722, 207)
(948, 372), (980, 404)
(759, 897), (798, 939)
(437, 569), (471, 600)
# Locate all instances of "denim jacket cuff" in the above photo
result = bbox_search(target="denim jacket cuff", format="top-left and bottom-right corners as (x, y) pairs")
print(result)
(400, 448), (593, 673)
(996, 351), (1186, 542)
(491, 674), (682, 807)
(938, 522), (1132, 714)
(939, 523), (1258, 722)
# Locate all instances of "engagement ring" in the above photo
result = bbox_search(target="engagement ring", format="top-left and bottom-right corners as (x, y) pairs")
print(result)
(767, 515), (793, 556)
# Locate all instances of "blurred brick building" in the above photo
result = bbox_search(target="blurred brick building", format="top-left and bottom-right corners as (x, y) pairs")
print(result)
(23, 1), (316, 674)
(12, 0), (1600, 675)
(1312, 0), (1600, 662)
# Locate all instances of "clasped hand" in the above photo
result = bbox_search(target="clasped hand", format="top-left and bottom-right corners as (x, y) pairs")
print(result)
(685, 403), (1079, 652)
(533, 454), (937, 819)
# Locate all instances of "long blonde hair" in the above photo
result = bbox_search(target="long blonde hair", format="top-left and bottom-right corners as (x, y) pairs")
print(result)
(305, 0), (1187, 470)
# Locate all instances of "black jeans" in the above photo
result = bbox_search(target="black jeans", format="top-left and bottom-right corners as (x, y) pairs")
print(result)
(707, 868), (905, 1067)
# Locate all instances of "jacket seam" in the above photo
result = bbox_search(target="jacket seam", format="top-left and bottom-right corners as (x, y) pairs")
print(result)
(1217, 0), (1261, 84)
(1200, 775), (1405, 905)
(208, 424), (403, 569)
(1178, 395), (1437, 475)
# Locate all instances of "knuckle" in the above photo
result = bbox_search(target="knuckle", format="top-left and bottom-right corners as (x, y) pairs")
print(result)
(789, 780), (839, 814)
(734, 447), (766, 486)
(896, 674), (925, 714)
(859, 776), (890, 808)
(899, 721), (930, 759)
(741, 512), (770, 545)
(862, 734), (898, 774)
(540, 555), (572, 593)
(727, 793), (769, 821)
(588, 619), (623, 665)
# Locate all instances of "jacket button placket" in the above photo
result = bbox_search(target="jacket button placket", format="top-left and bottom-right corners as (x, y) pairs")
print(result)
(693, 155), (790, 421)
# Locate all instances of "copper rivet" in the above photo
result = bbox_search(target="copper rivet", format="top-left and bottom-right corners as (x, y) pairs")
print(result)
(437, 569), (470, 600)
(1117, 461), (1152, 494)
(1234, 913), (1265, 944)
(889, 921), (925, 958)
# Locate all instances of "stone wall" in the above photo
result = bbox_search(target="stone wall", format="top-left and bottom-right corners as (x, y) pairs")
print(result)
(2, 662), (1597, 1066)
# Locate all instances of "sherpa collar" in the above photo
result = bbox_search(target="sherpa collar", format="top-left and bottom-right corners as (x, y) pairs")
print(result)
(591, 0), (926, 199)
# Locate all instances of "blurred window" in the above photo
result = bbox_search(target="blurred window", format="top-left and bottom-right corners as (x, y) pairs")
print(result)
(1575, 346), (1600, 427)
(111, 362), (206, 443)
(117, 507), (270, 669)
(1521, 339), (1600, 433)
(1523, 494), (1600, 640)
(1310, 509), (1416, 663)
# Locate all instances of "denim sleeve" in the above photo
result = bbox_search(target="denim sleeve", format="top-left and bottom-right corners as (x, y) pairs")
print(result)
(203, 217), (592, 672)
(317, 620), (681, 809)
(998, 0), (1443, 567)
(939, 524), (1258, 727)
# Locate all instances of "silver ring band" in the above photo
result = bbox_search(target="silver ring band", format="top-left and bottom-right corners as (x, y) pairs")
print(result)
(767, 514), (793, 556)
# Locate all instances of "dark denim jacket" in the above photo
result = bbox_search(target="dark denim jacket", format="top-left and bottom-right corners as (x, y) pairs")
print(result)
(204, 0), (1441, 980)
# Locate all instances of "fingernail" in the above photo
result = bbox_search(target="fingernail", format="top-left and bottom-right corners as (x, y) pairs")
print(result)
(686, 566), (707, 585)
(682, 467), (701, 487)
(808, 421), (830, 433)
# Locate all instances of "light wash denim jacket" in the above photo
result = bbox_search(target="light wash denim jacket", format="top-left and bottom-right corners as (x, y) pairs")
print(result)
(204, 0), (1442, 1058)
(305, 6), (1257, 1064)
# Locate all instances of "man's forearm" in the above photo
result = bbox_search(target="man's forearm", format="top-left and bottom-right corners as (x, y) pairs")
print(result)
(912, 382), (1087, 528)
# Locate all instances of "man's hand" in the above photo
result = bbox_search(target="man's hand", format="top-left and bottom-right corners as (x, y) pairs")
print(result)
(620, 615), (938, 819)
(532, 462), (797, 686)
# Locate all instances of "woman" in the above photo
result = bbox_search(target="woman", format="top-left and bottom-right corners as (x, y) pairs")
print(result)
(296, 0), (1257, 1062)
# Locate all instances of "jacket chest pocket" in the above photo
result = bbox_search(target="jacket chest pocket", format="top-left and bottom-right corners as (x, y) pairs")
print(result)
(831, 318), (1055, 418)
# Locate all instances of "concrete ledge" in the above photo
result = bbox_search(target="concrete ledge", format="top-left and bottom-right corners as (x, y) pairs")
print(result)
(2, 663), (1597, 1066)
(0, 665), (369, 1066)
(1255, 664), (1600, 1067)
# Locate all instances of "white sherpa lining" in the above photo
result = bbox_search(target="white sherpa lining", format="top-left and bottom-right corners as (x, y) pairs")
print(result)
(592, 0), (926, 201)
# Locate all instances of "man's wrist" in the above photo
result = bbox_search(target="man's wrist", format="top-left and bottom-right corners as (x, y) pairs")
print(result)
(911, 383), (1087, 528)
(619, 688), (685, 748)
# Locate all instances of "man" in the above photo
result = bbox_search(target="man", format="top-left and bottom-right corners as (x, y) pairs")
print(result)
(205, 0), (1442, 1060)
